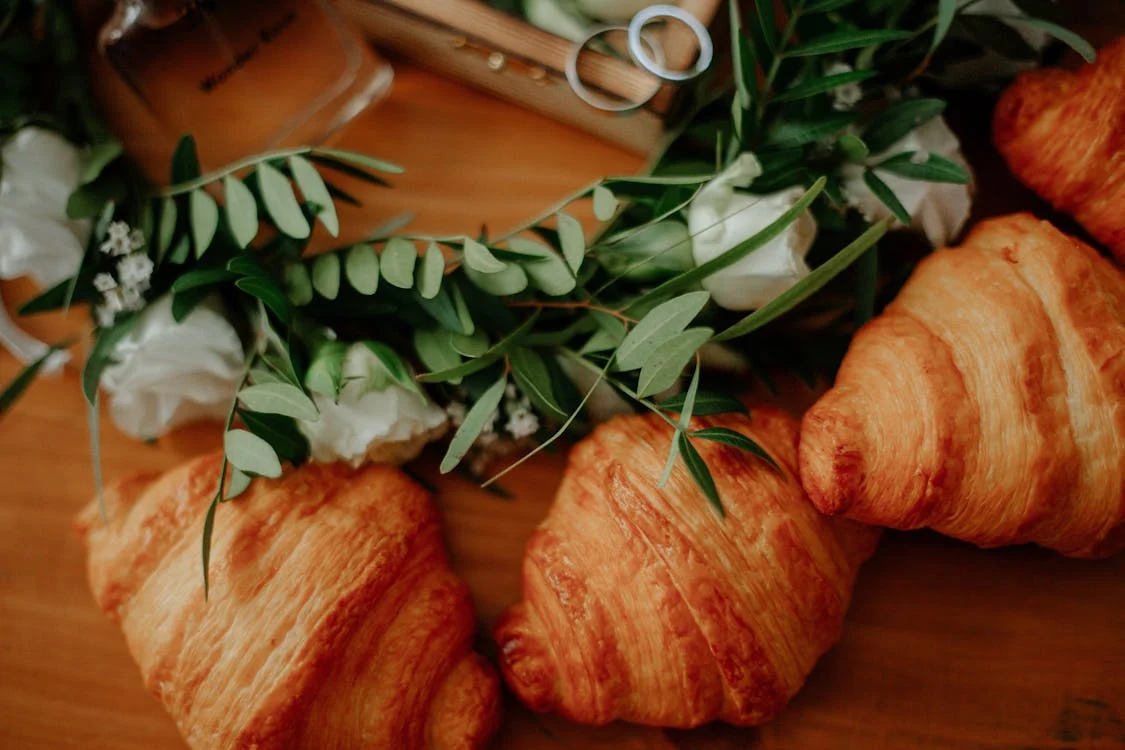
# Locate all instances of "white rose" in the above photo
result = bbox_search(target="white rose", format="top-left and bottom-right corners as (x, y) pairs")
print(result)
(575, 0), (660, 21)
(842, 116), (974, 248)
(100, 294), (245, 440)
(688, 153), (818, 311)
(299, 343), (447, 467)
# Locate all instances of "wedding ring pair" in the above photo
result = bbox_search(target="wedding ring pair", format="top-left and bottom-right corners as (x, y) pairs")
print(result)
(565, 4), (714, 113)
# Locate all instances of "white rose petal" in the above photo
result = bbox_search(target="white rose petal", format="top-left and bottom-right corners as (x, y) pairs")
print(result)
(842, 115), (974, 248)
(100, 294), (245, 440)
(298, 344), (447, 467)
(688, 153), (818, 311)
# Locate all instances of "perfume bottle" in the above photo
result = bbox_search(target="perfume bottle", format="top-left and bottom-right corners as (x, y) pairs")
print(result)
(99, 0), (392, 167)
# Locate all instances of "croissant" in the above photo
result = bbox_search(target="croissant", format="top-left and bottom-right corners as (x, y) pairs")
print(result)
(75, 453), (501, 750)
(994, 37), (1125, 262)
(800, 213), (1125, 558)
(494, 410), (879, 728)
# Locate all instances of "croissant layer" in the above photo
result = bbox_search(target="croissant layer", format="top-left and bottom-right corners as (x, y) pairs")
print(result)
(994, 37), (1125, 262)
(800, 214), (1125, 558)
(76, 455), (501, 750)
(496, 410), (878, 728)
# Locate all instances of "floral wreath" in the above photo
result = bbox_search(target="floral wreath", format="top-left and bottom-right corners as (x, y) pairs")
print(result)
(0, 0), (1093, 591)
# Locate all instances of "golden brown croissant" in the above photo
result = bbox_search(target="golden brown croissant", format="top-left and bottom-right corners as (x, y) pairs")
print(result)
(994, 37), (1125, 262)
(494, 410), (879, 728)
(800, 213), (1125, 558)
(75, 454), (501, 750)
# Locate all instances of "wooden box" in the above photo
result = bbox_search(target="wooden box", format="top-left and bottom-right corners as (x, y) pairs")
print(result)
(339, 0), (723, 154)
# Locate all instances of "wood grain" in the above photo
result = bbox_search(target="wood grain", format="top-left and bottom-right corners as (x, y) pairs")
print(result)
(1, 33), (1124, 750)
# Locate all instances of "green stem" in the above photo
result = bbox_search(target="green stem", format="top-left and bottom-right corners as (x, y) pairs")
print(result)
(756, 0), (807, 126)
(162, 146), (314, 196)
(494, 181), (601, 243)
(560, 349), (678, 429)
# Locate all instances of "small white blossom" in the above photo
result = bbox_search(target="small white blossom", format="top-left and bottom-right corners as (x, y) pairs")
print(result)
(100, 221), (144, 256)
(505, 407), (540, 440)
(120, 285), (146, 312)
(117, 252), (154, 289)
(446, 401), (467, 428)
(101, 288), (126, 314)
(93, 273), (118, 292)
(94, 304), (116, 328)
(505, 383), (519, 401)
(826, 62), (863, 111)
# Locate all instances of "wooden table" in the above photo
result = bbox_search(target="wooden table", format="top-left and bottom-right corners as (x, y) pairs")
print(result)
(2, 47), (1124, 750)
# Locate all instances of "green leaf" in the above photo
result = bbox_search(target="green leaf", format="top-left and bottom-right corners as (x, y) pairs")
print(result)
(156, 197), (178, 262)
(414, 329), (463, 383)
(189, 189), (219, 258)
(311, 253), (341, 300)
(765, 113), (858, 148)
(236, 276), (291, 322)
(692, 426), (780, 470)
(658, 390), (747, 416)
(804, 0), (857, 11)
(510, 346), (567, 418)
(171, 268), (237, 293)
(854, 242), (878, 326)
(450, 280), (475, 335)
(786, 28), (912, 56)
(172, 288), (209, 322)
(1005, 16), (1095, 62)
(289, 154), (339, 236)
(838, 134), (870, 162)
(465, 262), (528, 295)
(380, 237), (417, 289)
(310, 148), (405, 175)
(771, 69), (877, 103)
(238, 383), (319, 421)
(0, 342), (70, 417)
(592, 185), (618, 221)
(239, 409), (309, 464)
(715, 218), (892, 341)
(932, 0), (957, 52)
(79, 140), (123, 185)
(637, 327), (712, 398)
(863, 98), (946, 153)
(257, 162), (311, 239)
(170, 134), (201, 184)
(224, 468), (252, 500)
(345, 243), (381, 295)
(729, 0), (758, 110)
(201, 493), (220, 598)
(416, 242), (445, 299)
(82, 316), (137, 404)
(441, 377), (507, 474)
(863, 171), (912, 225)
(224, 428), (283, 478)
(361, 341), (423, 398)
(227, 254), (269, 278)
(463, 238), (507, 274)
(508, 237), (576, 296)
(283, 262), (314, 306)
(416, 311), (539, 384)
(221, 175), (258, 249)
(167, 235), (191, 265)
(449, 329), (490, 358)
(617, 291), (710, 372)
(876, 152), (971, 184)
(678, 362), (701, 431)
(556, 211), (585, 274)
(678, 433), (723, 516)
(305, 340), (348, 399)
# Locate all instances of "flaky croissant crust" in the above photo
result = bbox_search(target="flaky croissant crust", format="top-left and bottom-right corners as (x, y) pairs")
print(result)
(994, 36), (1125, 263)
(496, 410), (878, 729)
(76, 455), (500, 750)
(800, 213), (1125, 558)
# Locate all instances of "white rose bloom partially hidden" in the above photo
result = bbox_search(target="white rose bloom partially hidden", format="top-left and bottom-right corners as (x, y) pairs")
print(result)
(843, 116), (974, 248)
(688, 153), (818, 311)
(299, 343), (448, 468)
(100, 294), (245, 441)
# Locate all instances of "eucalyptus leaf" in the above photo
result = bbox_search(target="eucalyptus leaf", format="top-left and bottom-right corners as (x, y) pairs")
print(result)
(692, 426), (779, 470)
(616, 291), (710, 372)
(345, 243), (380, 295)
(592, 185), (618, 221)
(239, 409), (309, 464)
(414, 329), (463, 383)
(381, 237), (417, 289)
(257, 161), (311, 239)
(283, 262), (314, 306)
(417, 242), (445, 299)
(510, 346), (567, 418)
(637, 327), (712, 398)
(507, 237), (575, 296)
(450, 282), (475, 336)
(465, 262), (529, 296)
(170, 268), (237, 293)
(771, 69), (877, 104)
(765, 113), (858, 148)
(863, 98), (946, 154)
(305, 340), (348, 399)
(1003, 16), (1095, 62)
(932, 0), (957, 52)
(311, 148), (405, 175)
(82, 315), (137, 404)
(311, 253), (341, 300)
(863, 170), (912, 224)
(224, 428), (283, 478)
(838, 134), (870, 163)
(79, 140), (123, 185)
(463, 238), (507, 274)
(876, 152), (970, 183)
(189, 188), (219, 258)
(224, 468), (252, 500)
(658, 390), (747, 416)
(417, 312), (539, 384)
(156, 196), (178, 262)
(238, 382), (319, 421)
(786, 28), (912, 56)
(236, 276), (291, 323)
(222, 175), (258, 248)
(449, 329), (489, 358)
(361, 341), (423, 398)
(556, 211), (585, 274)
(289, 154), (339, 236)
(440, 376), (507, 474)
(678, 433), (723, 516)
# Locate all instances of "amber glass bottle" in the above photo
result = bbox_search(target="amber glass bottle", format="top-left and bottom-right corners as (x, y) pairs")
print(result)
(99, 0), (392, 167)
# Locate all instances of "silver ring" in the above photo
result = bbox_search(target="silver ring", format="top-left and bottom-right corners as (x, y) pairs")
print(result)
(627, 5), (713, 83)
(566, 25), (666, 113)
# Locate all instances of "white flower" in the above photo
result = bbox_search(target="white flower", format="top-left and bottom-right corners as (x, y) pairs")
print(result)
(100, 221), (144, 257)
(688, 153), (819, 311)
(116, 252), (154, 290)
(299, 344), (448, 467)
(842, 116), (974, 248)
(0, 127), (88, 288)
(99, 294), (245, 440)
(575, 0), (661, 21)
(825, 62), (863, 111)
(446, 401), (467, 428)
(505, 407), (540, 440)
(93, 273), (117, 292)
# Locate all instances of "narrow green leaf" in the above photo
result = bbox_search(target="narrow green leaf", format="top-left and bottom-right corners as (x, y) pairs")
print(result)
(345, 243), (380, 295)
(227, 255), (269, 278)
(592, 185), (618, 221)
(715, 218), (892, 341)
(450, 329), (489, 358)
(804, 0), (858, 11)
(863, 171), (912, 225)
(167, 235), (191, 265)
(224, 428), (283, 478)
(171, 268), (237, 293)
(616, 291), (710, 372)
(440, 377), (507, 473)
(876, 152), (972, 184)
(257, 162), (311, 239)
(201, 493), (220, 598)
(786, 29), (912, 56)
(311, 253), (341, 300)
(658, 390), (747, 416)
(463, 238), (508, 274)
(237, 383), (319, 421)
(170, 134), (201, 184)
(82, 316), (137, 404)
(1005, 16), (1095, 62)
(222, 175), (258, 248)
(678, 433), (724, 516)
(418, 242), (445, 299)
(771, 69), (877, 103)
(310, 148), (405, 174)
(637, 327), (713, 398)
(692, 426), (780, 470)
(450, 281), (475, 336)
(189, 189), (219, 258)
(417, 311), (540, 384)
(508, 237), (576, 296)
(235, 276), (291, 322)
(289, 154), (339, 236)
(510, 346), (567, 418)
(765, 113), (858, 148)
(239, 410), (309, 463)
(381, 237), (417, 289)
(854, 243), (878, 326)
(838, 134), (870, 162)
(556, 212), (585, 274)
(0, 342), (70, 416)
(305, 340), (348, 399)
(80, 140), (123, 185)
(465, 263), (528, 295)
(361, 341), (423, 398)
(863, 98), (946, 153)
(414, 329), (463, 384)
(729, 0), (758, 109)
(932, 0), (957, 52)
(172, 288), (209, 322)
(156, 197), (178, 263)
(283, 263), (314, 306)
(752, 0), (776, 53)
(225, 468), (252, 500)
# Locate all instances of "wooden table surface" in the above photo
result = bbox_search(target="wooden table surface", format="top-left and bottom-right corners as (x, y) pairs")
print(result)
(2, 36), (1124, 750)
